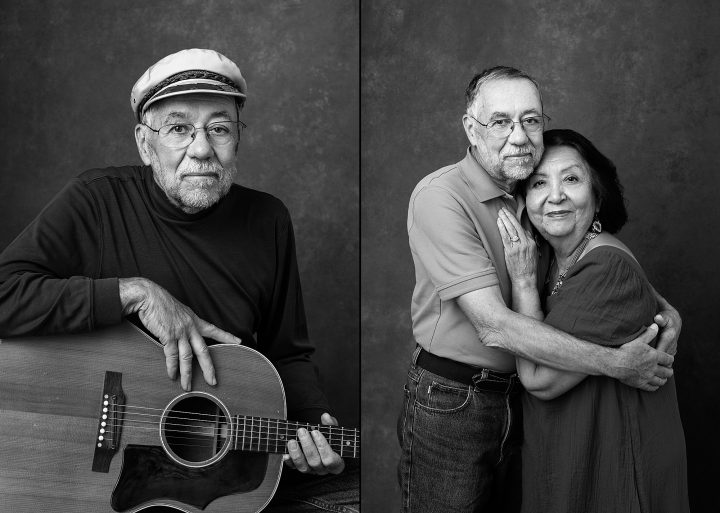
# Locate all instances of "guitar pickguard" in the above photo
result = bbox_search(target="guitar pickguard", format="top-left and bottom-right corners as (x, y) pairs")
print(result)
(111, 445), (269, 512)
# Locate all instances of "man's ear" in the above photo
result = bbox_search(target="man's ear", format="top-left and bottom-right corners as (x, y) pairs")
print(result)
(134, 124), (153, 166)
(461, 114), (477, 146)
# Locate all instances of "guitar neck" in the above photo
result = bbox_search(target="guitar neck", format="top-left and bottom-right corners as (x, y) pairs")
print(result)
(234, 416), (360, 459)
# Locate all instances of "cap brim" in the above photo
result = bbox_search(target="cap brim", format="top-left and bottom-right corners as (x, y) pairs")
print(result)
(141, 79), (246, 116)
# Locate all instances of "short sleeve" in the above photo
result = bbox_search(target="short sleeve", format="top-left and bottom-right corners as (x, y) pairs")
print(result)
(544, 247), (657, 346)
(408, 185), (498, 300)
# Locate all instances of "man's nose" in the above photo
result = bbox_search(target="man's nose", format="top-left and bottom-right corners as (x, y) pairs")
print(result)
(507, 121), (530, 145)
(186, 128), (214, 159)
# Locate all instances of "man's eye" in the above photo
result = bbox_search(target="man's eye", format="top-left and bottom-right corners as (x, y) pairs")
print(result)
(531, 180), (545, 188)
(492, 119), (512, 128)
(208, 124), (231, 135)
(169, 124), (190, 134)
(523, 117), (541, 126)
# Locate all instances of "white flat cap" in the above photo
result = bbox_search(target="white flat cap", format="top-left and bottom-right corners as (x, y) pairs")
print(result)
(130, 48), (247, 121)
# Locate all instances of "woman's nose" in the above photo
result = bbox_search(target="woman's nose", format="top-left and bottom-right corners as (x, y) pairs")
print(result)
(548, 182), (565, 203)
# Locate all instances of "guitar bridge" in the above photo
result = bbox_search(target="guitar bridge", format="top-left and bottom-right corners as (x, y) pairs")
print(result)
(92, 371), (125, 473)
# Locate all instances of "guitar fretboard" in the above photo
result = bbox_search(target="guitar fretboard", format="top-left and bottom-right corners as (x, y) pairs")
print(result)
(234, 415), (359, 458)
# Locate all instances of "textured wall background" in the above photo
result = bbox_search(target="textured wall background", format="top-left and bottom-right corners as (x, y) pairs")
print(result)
(362, 1), (719, 511)
(0, 0), (359, 427)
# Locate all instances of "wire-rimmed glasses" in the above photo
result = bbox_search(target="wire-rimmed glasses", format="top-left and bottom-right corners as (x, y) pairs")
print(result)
(142, 120), (247, 149)
(469, 113), (550, 139)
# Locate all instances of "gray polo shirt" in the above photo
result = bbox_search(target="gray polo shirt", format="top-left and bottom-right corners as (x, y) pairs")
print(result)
(408, 148), (538, 371)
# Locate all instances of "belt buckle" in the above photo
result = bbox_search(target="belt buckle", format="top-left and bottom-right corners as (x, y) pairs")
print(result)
(471, 368), (490, 387)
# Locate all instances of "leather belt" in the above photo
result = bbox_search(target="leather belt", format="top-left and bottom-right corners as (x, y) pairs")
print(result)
(416, 348), (520, 394)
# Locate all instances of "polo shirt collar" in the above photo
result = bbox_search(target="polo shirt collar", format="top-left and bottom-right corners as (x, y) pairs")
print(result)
(458, 147), (516, 203)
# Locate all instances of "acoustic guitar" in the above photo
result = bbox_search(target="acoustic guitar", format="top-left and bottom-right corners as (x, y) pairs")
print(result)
(0, 322), (359, 512)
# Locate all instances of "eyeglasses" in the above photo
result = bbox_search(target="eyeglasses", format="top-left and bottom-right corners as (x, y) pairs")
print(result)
(469, 113), (550, 139)
(142, 120), (247, 149)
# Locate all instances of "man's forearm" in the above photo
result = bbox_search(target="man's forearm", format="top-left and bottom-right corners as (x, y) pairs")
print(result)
(458, 289), (619, 377)
(491, 308), (618, 376)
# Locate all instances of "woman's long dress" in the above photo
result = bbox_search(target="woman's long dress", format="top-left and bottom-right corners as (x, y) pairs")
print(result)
(521, 246), (689, 513)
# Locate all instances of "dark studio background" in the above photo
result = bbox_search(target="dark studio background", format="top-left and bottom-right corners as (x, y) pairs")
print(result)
(362, 1), (719, 512)
(0, 0), (359, 428)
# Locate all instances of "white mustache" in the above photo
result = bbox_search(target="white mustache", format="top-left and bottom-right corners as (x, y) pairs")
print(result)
(179, 160), (224, 177)
(504, 147), (534, 157)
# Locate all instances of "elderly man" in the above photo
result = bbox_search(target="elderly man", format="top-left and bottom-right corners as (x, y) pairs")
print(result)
(398, 66), (680, 513)
(0, 49), (357, 512)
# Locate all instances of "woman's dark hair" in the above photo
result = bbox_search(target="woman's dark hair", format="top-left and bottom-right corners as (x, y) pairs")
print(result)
(539, 128), (628, 234)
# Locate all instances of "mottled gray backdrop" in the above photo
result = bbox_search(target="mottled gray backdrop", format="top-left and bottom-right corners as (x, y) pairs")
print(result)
(362, 1), (719, 511)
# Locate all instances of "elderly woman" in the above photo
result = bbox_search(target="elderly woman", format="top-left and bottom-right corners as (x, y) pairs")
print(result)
(496, 129), (689, 513)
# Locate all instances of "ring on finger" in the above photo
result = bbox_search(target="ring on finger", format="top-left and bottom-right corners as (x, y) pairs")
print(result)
(510, 235), (520, 242)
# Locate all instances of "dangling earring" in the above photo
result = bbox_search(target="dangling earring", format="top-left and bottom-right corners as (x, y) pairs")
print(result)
(591, 214), (602, 234)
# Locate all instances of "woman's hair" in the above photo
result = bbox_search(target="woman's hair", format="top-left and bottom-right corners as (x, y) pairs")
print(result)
(538, 129), (628, 234)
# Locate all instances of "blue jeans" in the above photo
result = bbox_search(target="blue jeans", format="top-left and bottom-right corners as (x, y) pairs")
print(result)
(264, 458), (360, 512)
(397, 349), (522, 513)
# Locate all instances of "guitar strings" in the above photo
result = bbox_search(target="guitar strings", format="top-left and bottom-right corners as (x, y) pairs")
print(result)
(98, 405), (359, 455)
(103, 404), (359, 436)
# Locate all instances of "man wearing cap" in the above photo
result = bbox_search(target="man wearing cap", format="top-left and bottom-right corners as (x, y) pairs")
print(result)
(0, 49), (358, 512)
(397, 66), (681, 512)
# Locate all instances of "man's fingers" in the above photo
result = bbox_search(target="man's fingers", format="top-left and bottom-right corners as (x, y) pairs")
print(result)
(287, 440), (309, 473)
(198, 319), (242, 345)
(320, 413), (338, 426)
(189, 328), (216, 386)
(654, 313), (668, 327)
(297, 428), (324, 472)
(655, 362), (674, 378)
(311, 429), (345, 474)
(657, 351), (674, 369)
(648, 375), (668, 388)
(637, 323), (659, 344)
(177, 337), (194, 391)
(163, 340), (179, 380)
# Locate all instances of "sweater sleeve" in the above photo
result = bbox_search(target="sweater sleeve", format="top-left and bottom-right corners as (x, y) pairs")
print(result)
(543, 247), (657, 347)
(0, 178), (123, 336)
(256, 207), (331, 424)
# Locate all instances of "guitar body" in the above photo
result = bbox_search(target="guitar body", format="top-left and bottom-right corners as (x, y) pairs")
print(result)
(0, 322), (286, 512)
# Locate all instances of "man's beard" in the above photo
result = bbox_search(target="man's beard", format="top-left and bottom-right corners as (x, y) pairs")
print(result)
(148, 151), (237, 214)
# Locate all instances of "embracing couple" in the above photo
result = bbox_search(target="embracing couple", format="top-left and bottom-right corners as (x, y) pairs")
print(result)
(398, 66), (689, 513)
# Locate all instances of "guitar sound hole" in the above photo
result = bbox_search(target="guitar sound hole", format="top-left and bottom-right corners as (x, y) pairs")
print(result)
(161, 393), (231, 467)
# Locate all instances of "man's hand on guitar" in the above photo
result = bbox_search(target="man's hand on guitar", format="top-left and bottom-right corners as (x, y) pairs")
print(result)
(119, 277), (242, 391)
(283, 412), (345, 475)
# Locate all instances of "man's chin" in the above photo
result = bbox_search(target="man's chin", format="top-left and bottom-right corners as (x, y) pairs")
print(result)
(173, 187), (223, 213)
(502, 164), (534, 181)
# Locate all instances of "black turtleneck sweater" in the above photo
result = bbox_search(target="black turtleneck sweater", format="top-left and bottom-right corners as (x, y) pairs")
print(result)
(0, 166), (330, 422)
